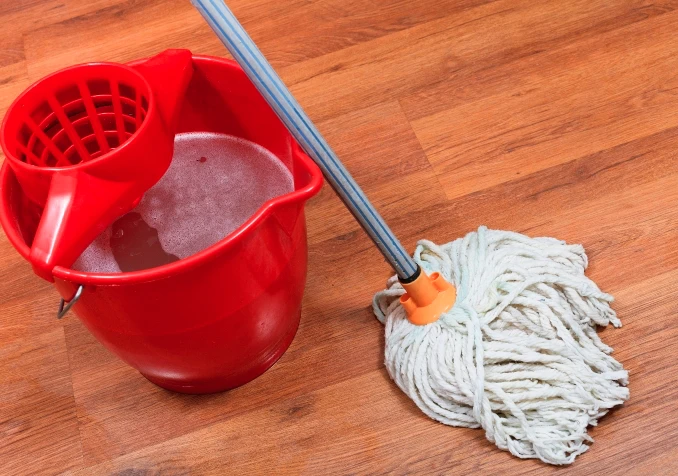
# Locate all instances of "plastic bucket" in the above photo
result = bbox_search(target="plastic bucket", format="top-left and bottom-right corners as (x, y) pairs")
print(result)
(0, 54), (323, 393)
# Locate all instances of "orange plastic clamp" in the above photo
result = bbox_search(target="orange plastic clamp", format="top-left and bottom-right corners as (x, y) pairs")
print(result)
(400, 271), (456, 325)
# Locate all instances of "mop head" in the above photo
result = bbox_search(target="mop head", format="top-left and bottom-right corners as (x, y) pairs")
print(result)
(373, 227), (629, 465)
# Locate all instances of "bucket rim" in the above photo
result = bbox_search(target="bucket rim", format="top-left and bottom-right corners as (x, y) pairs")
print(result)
(0, 55), (324, 286)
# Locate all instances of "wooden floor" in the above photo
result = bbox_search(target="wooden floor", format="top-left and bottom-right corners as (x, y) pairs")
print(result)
(2, 0), (678, 474)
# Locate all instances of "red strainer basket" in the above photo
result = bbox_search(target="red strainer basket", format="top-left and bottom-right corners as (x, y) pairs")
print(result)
(1, 49), (193, 280)
(9, 64), (149, 169)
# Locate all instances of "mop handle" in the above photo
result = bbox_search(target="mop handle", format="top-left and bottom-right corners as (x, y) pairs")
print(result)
(192, 0), (419, 280)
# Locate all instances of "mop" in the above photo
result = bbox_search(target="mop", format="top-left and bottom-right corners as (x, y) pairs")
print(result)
(192, 0), (629, 465)
(373, 229), (628, 464)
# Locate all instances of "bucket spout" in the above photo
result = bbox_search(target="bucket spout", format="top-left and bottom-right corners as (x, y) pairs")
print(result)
(132, 49), (194, 134)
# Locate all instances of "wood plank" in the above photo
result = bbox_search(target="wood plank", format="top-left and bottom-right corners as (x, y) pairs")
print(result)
(407, 7), (678, 199)
(0, 62), (29, 119)
(235, 0), (494, 69)
(0, 0), (133, 37)
(399, 0), (678, 122)
(23, 0), (224, 81)
(66, 370), (526, 475)
(2, 0), (678, 473)
(0, 328), (82, 475)
(375, 124), (678, 264)
(0, 226), (58, 337)
(280, 0), (677, 122)
(393, 167), (678, 295)
(23, 0), (486, 81)
(0, 0), (65, 36)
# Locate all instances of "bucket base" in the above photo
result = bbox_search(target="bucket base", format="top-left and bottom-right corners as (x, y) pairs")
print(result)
(139, 310), (301, 394)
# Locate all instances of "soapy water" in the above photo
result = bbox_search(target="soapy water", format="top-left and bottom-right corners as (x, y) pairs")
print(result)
(73, 132), (295, 273)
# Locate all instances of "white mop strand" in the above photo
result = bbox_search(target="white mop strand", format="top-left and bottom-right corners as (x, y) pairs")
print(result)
(373, 227), (629, 465)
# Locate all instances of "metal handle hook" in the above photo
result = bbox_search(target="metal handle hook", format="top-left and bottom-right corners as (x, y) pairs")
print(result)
(57, 285), (83, 319)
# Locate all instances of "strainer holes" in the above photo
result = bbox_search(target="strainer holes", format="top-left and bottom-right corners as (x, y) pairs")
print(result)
(55, 84), (81, 109)
(121, 100), (136, 117)
(29, 101), (52, 130)
(119, 83), (136, 101)
(93, 101), (114, 114)
(51, 128), (74, 154)
(42, 117), (63, 141)
(123, 119), (136, 135)
(43, 151), (59, 167)
(62, 100), (88, 123)
(71, 118), (95, 142)
(80, 135), (104, 156)
(13, 75), (148, 167)
(106, 134), (120, 149)
(31, 137), (45, 160)
(86, 79), (111, 96)
(98, 113), (139, 133)
(17, 124), (31, 148)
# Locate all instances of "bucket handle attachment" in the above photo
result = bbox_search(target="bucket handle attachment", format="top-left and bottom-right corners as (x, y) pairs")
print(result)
(57, 285), (83, 319)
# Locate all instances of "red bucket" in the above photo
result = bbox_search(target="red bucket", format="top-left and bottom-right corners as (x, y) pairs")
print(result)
(0, 54), (323, 393)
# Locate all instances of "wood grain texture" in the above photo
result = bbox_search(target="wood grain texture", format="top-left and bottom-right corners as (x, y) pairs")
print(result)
(1, 0), (678, 474)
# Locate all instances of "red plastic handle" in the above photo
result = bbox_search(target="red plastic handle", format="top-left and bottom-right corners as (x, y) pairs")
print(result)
(29, 170), (142, 281)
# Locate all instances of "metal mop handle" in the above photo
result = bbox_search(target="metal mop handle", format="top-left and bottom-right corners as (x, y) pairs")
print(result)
(191, 0), (419, 281)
